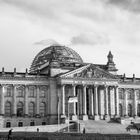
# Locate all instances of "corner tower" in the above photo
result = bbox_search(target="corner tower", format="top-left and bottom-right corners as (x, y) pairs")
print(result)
(106, 51), (118, 75)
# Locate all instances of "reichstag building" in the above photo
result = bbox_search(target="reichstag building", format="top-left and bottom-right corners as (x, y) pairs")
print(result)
(0, 45), (139, 127)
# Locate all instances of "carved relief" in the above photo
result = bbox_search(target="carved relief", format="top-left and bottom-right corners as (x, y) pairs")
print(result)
(73, 66), (113, 79)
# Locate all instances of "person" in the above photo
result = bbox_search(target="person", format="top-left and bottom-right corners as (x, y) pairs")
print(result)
(8, 129), (13, 140)
(37, 128), (39, 132)
(83, 127), (86, 134)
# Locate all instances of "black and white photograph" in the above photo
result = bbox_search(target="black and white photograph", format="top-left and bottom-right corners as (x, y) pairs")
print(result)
(0, 0), (140, 139)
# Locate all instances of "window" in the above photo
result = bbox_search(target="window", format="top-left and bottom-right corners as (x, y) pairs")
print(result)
(128, 104), (132, 117)
(119, 89), (124, 99)
(137, 104), (140, 117)
(29, 86), (36, 97)
(6, 122), (11, 128)
(119, 104), (123, 117)
(29, 102), (35, 116)
(5, 102), (12, 116)
(17, 87), (24, 97)
(39, 102), (46, 116)
(6, 87), (12, 97)
(18, 122), (23, 127)
(42, 122), (46, 125)
(127, 90), (133, 100)
(30, 121), (35, 126)
(136, 90), (140, 99)
(40, 87), (47, 97)
(17, 102), (24, 117)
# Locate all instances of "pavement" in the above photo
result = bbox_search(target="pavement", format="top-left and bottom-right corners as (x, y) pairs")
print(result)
(0, 120), (140, 135)
(81, 120), (140, 134)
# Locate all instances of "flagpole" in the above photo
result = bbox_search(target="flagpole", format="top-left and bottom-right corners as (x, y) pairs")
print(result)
(68, 97), (70, 133)
(57, 95), (60, 132)
(77, 94), (79, 133)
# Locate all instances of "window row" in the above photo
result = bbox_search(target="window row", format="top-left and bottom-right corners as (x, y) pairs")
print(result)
(5, 102), (46, 117)
(4, 86), (48, 97)
(119, 90), (140, 100)
(6, 121), (46, 128)
(119, 103), (140, 117)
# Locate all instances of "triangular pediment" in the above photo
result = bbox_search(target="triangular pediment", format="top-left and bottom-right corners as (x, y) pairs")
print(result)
(60, 64), (119, 80)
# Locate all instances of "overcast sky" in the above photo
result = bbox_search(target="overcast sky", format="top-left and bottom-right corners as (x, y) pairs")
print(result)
(0, 0), (140, 77)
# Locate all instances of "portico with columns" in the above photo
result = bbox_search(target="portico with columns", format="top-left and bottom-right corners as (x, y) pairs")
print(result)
(58, 83), (119, 121)
(57, 63), (120, 121)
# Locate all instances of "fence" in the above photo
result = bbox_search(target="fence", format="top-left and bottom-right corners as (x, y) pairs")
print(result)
(0, 132), (140, 140)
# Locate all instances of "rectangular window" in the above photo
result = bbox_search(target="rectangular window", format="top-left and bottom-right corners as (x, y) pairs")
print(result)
(18, 122), (23, 127)
(6, 122), (11, 128)
(6, 87), (12, 97)
(42, 122), (46, 125)
(30, 121), (35, 126)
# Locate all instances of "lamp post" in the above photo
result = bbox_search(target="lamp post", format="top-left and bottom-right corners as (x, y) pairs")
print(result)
(57, 95), (60, 132)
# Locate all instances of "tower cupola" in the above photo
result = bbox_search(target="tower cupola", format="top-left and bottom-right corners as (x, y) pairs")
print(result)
(106, 51), (118, 75)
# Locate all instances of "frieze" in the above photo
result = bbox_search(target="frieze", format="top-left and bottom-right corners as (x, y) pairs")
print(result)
(59, 78), (118, 85)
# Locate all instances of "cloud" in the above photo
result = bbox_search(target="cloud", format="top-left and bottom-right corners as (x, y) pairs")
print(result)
(34, 39), (60, 46)
(106, 0), (140, 13)
(71, 32), (109, 46)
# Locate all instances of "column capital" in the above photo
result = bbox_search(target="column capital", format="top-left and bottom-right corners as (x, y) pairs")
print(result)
(83, 84), (87, 88)
(94, 84), (99, 88)
(72, 84), (76, 87)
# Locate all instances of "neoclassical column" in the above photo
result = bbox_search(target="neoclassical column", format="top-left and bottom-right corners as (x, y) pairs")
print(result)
(82, 85), (88, 120)
(105, 86), (109, 116)
(61, 84), (65, 115)
(124, 89), (128, 116)
(36, 85), (40, 115)
(83, 85), (87, 115)
(134, 89), (137, 117)
(25, 85), (29, 116)
(13, 85), (17, 116)
(71, 85), (77, 120)
(0, 85), (5, 115)
(90, 87), (94, 116)
(72, 85), (76, 115)
(115, 86), (119, 116)
(94, 85), (99, 120)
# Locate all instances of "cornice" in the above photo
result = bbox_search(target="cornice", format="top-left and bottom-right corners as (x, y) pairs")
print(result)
(0, 75), (48, 81)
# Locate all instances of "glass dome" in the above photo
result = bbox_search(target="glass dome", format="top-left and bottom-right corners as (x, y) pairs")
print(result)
(30, 45), (83, 72)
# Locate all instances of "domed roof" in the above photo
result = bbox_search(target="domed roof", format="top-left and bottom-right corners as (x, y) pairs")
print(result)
(30, 45), (83, 72)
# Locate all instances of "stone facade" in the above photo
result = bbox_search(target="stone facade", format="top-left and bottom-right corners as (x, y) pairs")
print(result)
(0, 45), (140, 127)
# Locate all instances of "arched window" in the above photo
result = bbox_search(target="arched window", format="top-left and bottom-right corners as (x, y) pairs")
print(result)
(29, 102), (35, 116)
(128, 104), (132, 117)
(17, 87), (24, 97)
(39, 102), (46, 116)
(29, 86), (36, 97)
(137, 104), (140, 117)
(6, 86), (12, 97)
(5, 102), (12, 116)
(119, 104), (123, 117)
(17, 102), (24, 117)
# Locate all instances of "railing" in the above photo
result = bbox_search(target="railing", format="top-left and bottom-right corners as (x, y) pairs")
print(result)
(0, 132), (140, 140)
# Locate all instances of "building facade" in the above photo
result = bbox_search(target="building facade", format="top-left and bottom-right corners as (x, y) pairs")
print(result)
(0, 45), (140, 127)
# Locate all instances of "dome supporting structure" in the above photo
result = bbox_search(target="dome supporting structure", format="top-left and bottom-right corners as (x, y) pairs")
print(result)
(30, 45), (83, 76)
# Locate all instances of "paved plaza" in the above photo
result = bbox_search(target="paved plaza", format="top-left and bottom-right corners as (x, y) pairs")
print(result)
(0, 120), (140, 135)
(82, 120), (139, 134)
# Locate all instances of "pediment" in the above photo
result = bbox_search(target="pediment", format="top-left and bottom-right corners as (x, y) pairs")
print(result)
(60, 64), (118, 80)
